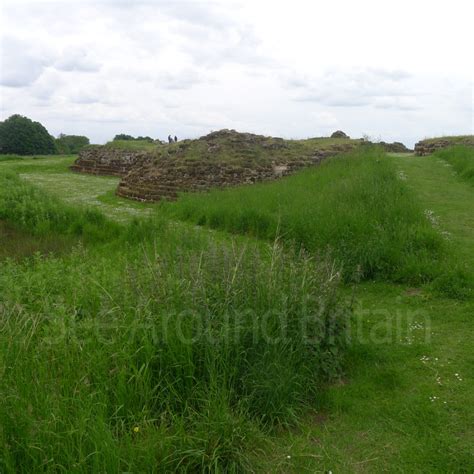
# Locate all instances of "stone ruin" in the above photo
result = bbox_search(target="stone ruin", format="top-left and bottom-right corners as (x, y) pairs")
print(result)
(71, 129), (360, 202)
(414, 136), (474, 156)
(116, 129), (357, 202)
(70, 146), (152, 177)
(116, 155), (330, 202)
(331, 130), (350, 139)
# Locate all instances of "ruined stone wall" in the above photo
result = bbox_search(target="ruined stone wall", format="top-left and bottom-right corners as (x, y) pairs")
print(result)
(71, 130), (359, 202)
(414, 137), (474, 156)
(116, 150), (342, 202)
(70, 147), (153, 177)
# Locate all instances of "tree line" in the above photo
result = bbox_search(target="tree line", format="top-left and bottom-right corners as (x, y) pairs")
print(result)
(113, 134), (155, 143)
(0, 115), (164, 155)
(0, 115), (90, 155)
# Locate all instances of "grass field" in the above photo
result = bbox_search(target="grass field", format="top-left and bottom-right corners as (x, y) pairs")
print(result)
(0, 150), (473, 472)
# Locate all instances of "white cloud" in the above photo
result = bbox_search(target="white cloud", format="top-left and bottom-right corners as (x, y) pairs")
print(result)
(0, 36), (52, 87)
(288, 68), (417, 108)
(156, 69), (203, 90)
(54, 47), (101, 73)
(0, 0), (472, 146)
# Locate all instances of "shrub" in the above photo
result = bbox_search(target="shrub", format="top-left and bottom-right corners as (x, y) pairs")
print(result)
(55, 134), (90, 154)
(113, 134), (154, 142)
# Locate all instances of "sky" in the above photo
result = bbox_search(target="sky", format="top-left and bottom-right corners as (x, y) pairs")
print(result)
(0, 0), (472, 147)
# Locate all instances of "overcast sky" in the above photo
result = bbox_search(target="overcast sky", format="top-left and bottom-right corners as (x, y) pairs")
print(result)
(0, 0), (472, 146)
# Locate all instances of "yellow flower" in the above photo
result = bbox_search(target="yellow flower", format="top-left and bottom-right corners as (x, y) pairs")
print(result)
(133, 426), (140, 433)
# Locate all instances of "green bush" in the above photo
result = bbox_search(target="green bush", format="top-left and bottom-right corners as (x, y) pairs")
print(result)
(162, 146), (447, 284)
(0, 114), (56, 155)
(55, 134), (90, 154)
(113, 134), (155, 142)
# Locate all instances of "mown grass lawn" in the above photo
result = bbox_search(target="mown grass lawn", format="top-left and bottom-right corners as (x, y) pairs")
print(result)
(0, 155), (156, 222)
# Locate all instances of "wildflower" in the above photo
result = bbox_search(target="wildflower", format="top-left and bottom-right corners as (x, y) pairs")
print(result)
(398, 171), (408, 181)
(133, 426), (140, 433)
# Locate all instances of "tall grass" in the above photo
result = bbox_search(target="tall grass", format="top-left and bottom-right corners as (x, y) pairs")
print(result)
(0, 171), (121, 243)
(435, 145), (474, 186)
(0, 173), (349, 472)
(162, 146), (447, 284)
(0, 220), (74, 259)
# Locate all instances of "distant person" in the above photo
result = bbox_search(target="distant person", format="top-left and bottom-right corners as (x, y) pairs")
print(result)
(174, 135), (178, 142)
(168, 135), (173, 144)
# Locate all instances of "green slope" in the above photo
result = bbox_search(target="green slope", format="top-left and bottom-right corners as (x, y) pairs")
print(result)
(266, 152), (474, 472)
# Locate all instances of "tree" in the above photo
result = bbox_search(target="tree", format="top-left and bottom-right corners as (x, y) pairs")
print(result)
(55, 134), (90, 154)
(113, 134), (155, 143)
(113, 134), (135, 141)
(0, 114), (56, 155)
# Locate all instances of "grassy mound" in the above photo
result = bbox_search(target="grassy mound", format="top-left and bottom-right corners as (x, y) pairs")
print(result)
(435, 145), (474, 186)
(103, 139), (159, 151)
(138, 129), (359, 165)
(415, 135), (474, 156)
(419, 135), (474, 145)
(0, 173), (349, 472)
(162, 146), (448, 284)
